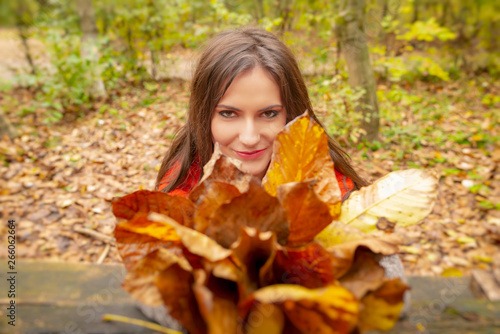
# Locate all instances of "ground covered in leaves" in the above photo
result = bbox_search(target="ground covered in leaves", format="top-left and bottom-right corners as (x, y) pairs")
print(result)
(0, 75), (499, 276)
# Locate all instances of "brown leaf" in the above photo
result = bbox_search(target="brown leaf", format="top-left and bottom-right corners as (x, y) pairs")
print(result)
(272, 242), (338, 288)
(277, 180), (332, 245)
(231, 227), (278, 295)
(207, 179), (289, 248)
(262, 112), (342, 218)
(193, 180), (241, 233)
(115, 226), (181, 271)
(112, 190), (195, 227)
(148, 212), (233, 262)
(155, 264), (207, 334)
(339, 249), (386, 299)
(114, 215), (182, 270)
(122, 248), (191, 307)
(190, 144), (251, 203)
(193, 270), (240, 334)
(326, 230), (401, 278)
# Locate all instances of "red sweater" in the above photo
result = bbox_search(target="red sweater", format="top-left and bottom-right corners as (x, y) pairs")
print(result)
(159, 157), (355, 201)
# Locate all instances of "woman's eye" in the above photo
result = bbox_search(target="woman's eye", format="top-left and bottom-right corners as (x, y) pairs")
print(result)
(262, 110), (278, 118)
(219, 110), (236, 118)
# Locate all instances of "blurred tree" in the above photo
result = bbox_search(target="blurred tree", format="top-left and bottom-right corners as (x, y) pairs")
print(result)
(0, 109), (18, 139)
(75, 0), (106, 98)
(337, 0), (380, 141)
(13, 0), (38, 75)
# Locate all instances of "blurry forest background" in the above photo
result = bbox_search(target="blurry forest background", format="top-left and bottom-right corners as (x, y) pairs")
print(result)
(0, 0), (498, 276)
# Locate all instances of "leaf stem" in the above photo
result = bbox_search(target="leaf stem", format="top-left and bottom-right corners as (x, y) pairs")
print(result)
(102, 313), (182, 334)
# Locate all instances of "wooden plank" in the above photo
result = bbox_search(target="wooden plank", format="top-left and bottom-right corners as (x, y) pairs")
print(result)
(470, 269), (500, 301)
(1, 261), (500, 334)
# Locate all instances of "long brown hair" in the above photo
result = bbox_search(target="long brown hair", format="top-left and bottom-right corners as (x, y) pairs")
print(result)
(155, 27), (368, 192)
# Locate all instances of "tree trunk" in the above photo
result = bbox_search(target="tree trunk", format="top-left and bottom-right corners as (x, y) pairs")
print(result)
(14, 0), (37, 75)
(0, 109), (18, 140)
(412, 0), (420, 23)
(337, 0), (380, 141)
(75, 0), (106, 98)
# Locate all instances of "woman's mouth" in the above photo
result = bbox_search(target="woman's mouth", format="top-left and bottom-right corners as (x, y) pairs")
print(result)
(234, 148), (267, 160)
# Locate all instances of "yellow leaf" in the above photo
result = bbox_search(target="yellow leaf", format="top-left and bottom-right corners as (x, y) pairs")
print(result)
(242, 284), (358, 334)
(148, 212), (233, 262)
(245, 303), (284, 334)
(441, 267), (463, 277)
(360, 295), (402, 331)
(457, 236), (477, 245)
(340, 169), (438, 232)
(262, 112), (342, 218)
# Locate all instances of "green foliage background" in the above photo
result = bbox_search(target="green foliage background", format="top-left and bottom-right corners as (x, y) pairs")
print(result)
(1, 0), (499, 136)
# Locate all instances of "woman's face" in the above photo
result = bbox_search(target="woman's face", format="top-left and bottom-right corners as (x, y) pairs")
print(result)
(211, 66), (287, 179)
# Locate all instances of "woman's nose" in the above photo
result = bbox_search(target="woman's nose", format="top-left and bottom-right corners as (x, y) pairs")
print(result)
(239, 120), (260, 147)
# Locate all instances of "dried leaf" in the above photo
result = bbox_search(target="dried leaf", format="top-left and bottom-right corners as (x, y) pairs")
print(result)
(340, 169), (439, 232)
(241, 284), (358, 334)
(148, 212), (233, 262)
(122, 248), (191, 307)
(154, 264), (206, 334)
(277, 180), (332, 245)
(262, 112), (342, 218)
(207, 179), (289, 248)
(245, 303), (284, 334)
(112, 190), (195, 227)
(192, 180), (241, 233)
(315, 221), (368, 248)
(272, 242), (338, 288)
(191, 144), (251, 202)
(339, 249), (386, 299)
(115, 225), (181, 271)
(231, 227), (277, 295)
(358, 279), (409, 332)
(193, 270), (240, 334)
(326, 234), (401, 278)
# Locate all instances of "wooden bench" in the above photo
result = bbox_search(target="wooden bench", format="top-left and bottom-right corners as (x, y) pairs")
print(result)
(1, 261), (499, 333)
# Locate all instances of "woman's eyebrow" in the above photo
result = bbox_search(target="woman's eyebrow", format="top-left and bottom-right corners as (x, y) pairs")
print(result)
(215, 104), (283, 111)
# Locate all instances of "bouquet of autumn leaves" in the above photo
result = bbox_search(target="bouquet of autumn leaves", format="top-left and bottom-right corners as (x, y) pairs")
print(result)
(112, 112), (438, 333)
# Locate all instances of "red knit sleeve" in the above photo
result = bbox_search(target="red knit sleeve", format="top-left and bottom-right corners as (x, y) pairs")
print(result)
(335, 169), (355, 202)
(158, 157), (202, 197)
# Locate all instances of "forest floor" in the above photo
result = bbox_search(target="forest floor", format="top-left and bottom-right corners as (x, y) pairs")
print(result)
(0, 40), (499, 276)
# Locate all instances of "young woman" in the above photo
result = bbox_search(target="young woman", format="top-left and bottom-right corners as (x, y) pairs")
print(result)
(154, 27), (368, 199)
(145, 27), (408, 328)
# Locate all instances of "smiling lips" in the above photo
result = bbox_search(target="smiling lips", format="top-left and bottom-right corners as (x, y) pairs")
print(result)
(234, 148), (267, 159)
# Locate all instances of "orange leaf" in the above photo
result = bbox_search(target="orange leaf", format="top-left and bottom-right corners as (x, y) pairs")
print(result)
(207, 179), (289, 248)
(240, 284), (358, 334)
(112, 190), (195, 227)
(277, 180), (332, 245)
(272, 242), (338, 288)
(262, 112), (342, 218)
(114, 215), (182, 270)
